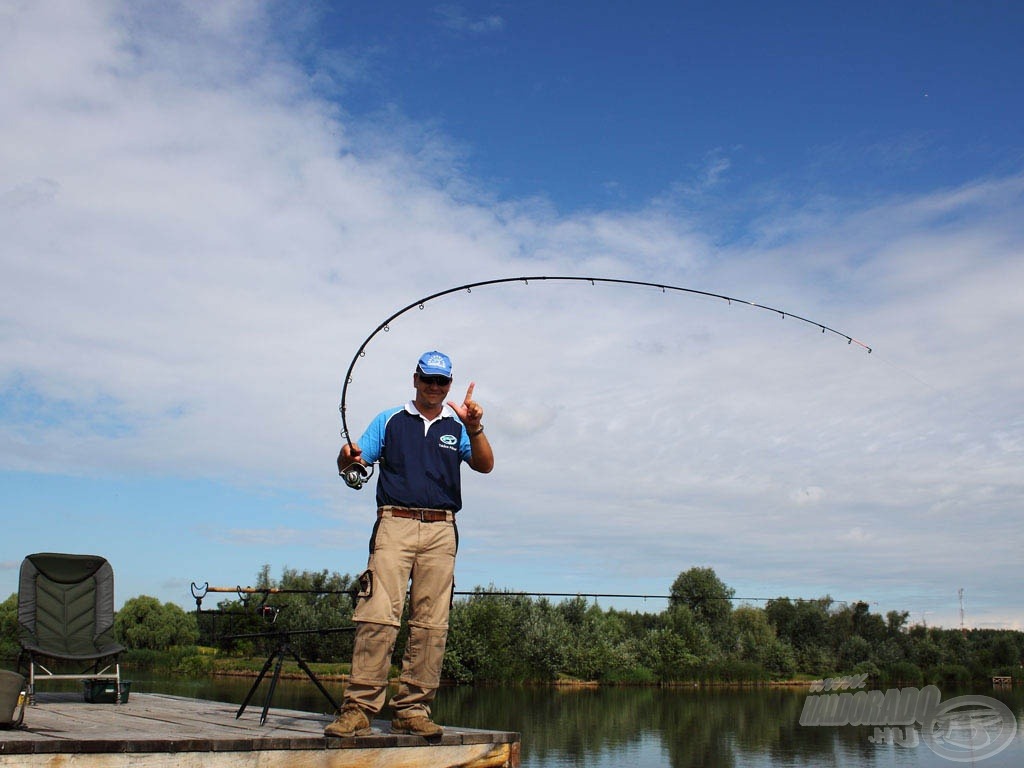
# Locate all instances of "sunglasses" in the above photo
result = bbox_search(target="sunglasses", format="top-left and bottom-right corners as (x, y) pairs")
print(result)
(418, 374), (452, 386)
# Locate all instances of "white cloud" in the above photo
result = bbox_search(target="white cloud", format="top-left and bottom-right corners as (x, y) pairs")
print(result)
(435, 5), (505, 35)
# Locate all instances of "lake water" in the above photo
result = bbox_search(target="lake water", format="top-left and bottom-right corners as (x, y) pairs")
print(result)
(133, 674), (1024, 767)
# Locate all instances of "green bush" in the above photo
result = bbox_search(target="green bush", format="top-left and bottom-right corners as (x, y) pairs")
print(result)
(884, 661), (923, 687)
(928, 663), (971, 688)
(602, 665), (657, 684)
(703, 659), (768, 684)
(0, 593), (19, 663)
(116, 597), (199, 651)
(852, 660), (881, 685)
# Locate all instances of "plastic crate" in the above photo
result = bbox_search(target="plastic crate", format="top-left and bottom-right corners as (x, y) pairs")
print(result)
(83, 679), (131, 703)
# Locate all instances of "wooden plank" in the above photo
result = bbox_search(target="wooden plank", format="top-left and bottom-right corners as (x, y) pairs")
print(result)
(0, 743), (518, 768)
(0, 693), (520, 768)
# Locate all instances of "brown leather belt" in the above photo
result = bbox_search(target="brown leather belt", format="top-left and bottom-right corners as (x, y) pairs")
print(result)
(378, 506), (453, 523)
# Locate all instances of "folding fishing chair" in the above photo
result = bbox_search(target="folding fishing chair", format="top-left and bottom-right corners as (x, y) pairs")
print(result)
(17, 553), (125, 704)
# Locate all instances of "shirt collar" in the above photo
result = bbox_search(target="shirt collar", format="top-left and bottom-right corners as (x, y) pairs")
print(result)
(405, 400), (454, 425)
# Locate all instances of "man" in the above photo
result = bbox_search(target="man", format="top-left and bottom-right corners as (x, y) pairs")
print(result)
(326, 350), (494, 738)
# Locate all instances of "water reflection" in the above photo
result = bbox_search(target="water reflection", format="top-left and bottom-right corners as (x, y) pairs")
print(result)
(131, 675), (1024, 768)
(434, 686), (846, 768)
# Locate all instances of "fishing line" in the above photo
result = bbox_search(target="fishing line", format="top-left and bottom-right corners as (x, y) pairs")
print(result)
(337, 276), (872, 486)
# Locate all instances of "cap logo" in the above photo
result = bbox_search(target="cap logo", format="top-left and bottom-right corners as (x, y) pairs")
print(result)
(424, 354), (448, 370)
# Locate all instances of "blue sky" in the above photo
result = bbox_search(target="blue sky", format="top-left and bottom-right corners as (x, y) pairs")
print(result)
(296, 1), (1022, 211)
(2, 1), (1023, 631)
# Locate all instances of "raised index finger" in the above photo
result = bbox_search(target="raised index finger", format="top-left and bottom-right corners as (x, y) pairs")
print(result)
(463, 381), (475, 404)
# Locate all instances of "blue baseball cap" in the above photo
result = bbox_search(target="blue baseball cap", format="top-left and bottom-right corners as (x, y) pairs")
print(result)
(416, 350), (453, 378)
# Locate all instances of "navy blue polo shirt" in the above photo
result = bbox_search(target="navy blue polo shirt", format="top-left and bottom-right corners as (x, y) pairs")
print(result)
(358, 403), (473, 511)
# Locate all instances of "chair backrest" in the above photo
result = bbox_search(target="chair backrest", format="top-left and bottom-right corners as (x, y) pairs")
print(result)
(18, 553), (119, 657)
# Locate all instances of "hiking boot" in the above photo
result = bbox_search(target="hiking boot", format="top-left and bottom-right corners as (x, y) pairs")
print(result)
(324, 706), (372, 737)
(391, 714), (444, 737)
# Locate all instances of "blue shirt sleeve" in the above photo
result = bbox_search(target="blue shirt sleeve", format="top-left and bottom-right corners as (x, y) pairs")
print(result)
(358, 407), (403, 464)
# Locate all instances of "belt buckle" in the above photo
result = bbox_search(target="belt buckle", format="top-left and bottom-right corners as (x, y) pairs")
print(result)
(417, 509), (427, 522)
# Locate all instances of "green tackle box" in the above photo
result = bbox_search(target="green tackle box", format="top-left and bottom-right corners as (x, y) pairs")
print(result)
(83, 679), (131, 703)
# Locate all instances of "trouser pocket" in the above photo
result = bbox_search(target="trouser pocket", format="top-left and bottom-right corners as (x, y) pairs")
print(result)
(356, 569), (373, 600)
(349, 622), (398, 686)
(399, 625), (448, 689)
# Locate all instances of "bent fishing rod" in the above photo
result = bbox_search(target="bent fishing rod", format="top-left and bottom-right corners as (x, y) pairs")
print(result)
(337, 276), (872, 488)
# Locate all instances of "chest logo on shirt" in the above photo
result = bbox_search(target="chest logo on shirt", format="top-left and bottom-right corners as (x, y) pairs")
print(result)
(439, 434), (458, 446)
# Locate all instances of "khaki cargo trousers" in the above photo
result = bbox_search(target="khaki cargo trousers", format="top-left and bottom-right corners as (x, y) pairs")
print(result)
(343, 508), (456, 718)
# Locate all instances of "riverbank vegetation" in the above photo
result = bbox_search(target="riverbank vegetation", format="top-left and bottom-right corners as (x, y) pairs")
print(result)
(2, 565), (1021, 687)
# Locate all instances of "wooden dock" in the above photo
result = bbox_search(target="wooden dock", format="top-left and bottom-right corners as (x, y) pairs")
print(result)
(0, 692), (520, 767)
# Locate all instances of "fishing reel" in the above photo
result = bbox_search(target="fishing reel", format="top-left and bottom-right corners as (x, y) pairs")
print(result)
(258, 604), (280, 624)
(340, 462), (374, 490)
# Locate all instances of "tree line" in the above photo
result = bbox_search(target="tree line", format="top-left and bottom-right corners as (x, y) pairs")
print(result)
(2, 565), (1021, 686)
